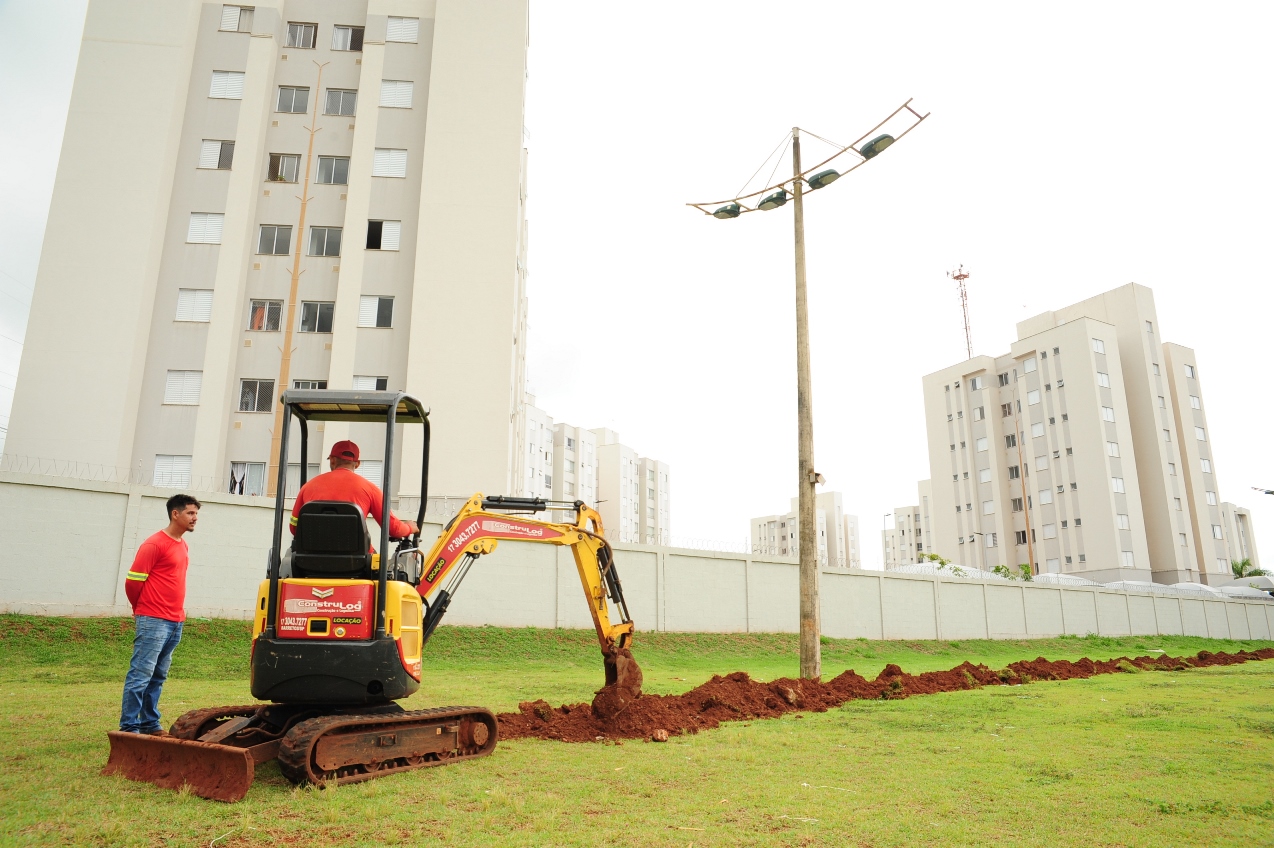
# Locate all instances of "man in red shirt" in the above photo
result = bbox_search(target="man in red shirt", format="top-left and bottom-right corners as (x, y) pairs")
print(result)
(291, 440), (418, 542)
(119, 493), (200, 735)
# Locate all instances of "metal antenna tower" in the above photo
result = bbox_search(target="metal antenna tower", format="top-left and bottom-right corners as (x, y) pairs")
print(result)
(948, 264), (972, 359)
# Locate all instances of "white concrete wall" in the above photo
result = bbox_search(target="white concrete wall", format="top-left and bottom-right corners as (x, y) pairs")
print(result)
(2, 474), (1272, 642)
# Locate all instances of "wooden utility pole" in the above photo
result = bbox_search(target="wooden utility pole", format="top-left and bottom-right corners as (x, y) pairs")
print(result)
(792, 128), (821, 680)
(1011, 380), (1036, 574)
(267, 62), (327, 496)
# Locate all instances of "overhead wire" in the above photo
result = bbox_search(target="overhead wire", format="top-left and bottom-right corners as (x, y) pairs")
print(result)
(735, 130), (794, 199)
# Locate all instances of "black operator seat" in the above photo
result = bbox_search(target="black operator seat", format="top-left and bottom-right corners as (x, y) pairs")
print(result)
(291, 501), (372, 580)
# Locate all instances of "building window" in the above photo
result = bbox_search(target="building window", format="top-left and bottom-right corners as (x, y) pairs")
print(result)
(1179, 533), (1188, 546)
(979, 468), (992, 483)
(324, 89), (358, 116)
(1091, 338), (1105, 354)
(1070, 482), (1077, 490)
(1168, 462), (1177, 476)
(566, 437), (575, 449)
(1011, 498), (1023, 513)
(1062, 413), (1069, 421)
(1027, 390), (1040, 405)
(175, 289), (213, 322)
(1106, 441), (1119, 457)
(372, 148), (408, 177)
(352, 375), (389, 391)
(1034, 455), (1048, 471)
(985, 533), (997, 548)
(1005, 434), (1017, 449)
(209, 70), (245, 99)
(316, 156), (350, 185)
(1189, 395), (1201, 410)
(187, 212), (224, 244)
(970, 376), (984, 390)
(1023, 357), (1037, 373)
(299, 301), (334, 333)
(386, 16), (420, 42)
(365, 220), (402, 250)
(1194, 426), (1206, 441)
(1074, 518), (1081, 526)
(1185, 364), (1196, 378)
(1117, 513), (1130, 530)
(976, 437), (988, 452)
(228, 462), (266, 496)
(1008, 466), (1020, 480)
(955, 505), (961, 513)
(982, 500), (994, 515)
(268, 153), (300, 182)
(1101, 406), (1115, 422)
(257, 224), (292, 254)
(154, 455), (192, 488)
(220, 5), (254, 31)
(1153, 363), (1160, 375)
(358, 296), (393, 328)
(1042, 524), (1057, 540)
(276, 86), (310, 113)
(1056, 379), (1064, 388)
(163, 370), (202, 405)
(1163, 429), (1171, 442)
(1031, 422), (1044, 438)
(1212, 524), (1224, 540)
(308, 227), (342, 256)
(1038, 488), (1053, 505)
(1096, 371), (1110, 388)
(1158, 396), (1166, 408)
(293, 380), (327, 390)
(947, 413), (953, 422)
(1001, 403), (1012, 418)
(248, 299), (282, 331)
(1200, 459), (1211, 473)
(1206, 491), (1217, 506)
(973, 406), (984, 421)
(1111, 477), (1125, 493)
(1120, 551), (1134, 567)
(380, 79), (414, 108)
(332, 25), (364, 51)
(1174, 497), (1182, 511)
(239, 378), (275, 412)
(198, 139), (235, 169)
(356, 460), (384, 488)
(998, 373), (1009, 387)
(1066, 447), (1073, 456)
(285, 22), (317, 48)
(963, 471), (969, 479)
(950, 444), (955, 451)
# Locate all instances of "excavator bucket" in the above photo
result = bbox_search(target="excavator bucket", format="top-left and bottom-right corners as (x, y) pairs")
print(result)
(103, 732), (256, 802)
(593, 646), (645, 720)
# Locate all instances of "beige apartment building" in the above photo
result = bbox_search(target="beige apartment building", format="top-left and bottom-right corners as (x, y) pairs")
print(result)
(882, 480), (934, 570)
(751, 492), (860, 568)
(920, 283), (1257, 584)
(1220, 503), (1260, 571)
(6, 0), (530, 502)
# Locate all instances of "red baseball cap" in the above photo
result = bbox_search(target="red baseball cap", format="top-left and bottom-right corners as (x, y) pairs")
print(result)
(328, 440), (360, 461)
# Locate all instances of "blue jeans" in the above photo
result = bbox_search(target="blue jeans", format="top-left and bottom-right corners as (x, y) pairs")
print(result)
(119, 615), (183, 733)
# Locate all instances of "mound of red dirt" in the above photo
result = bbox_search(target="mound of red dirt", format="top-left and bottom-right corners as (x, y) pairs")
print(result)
(496, 648), (1274, 744)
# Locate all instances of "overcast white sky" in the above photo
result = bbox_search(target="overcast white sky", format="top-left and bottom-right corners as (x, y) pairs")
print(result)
(3, 1), (1272, 565)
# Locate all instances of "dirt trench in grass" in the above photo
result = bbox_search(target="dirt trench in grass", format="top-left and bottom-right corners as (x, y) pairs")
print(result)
(495, 648), (1274, 744)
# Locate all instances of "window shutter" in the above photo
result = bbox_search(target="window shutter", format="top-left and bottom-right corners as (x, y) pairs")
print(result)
(176, 289), (214, 321)
(220, 5), (240, 30)
(163, 370), (203, 405)
(188, 213), (225, 244)
(381, 221), (401, 250)
(350, 27), (364, 51)
(154, 454), (193, 487)
(217, 141), (235, 169)
(199, 140), (221, 168)
(380, 80), (413, 108)
(351, 375), (378, 391)
(355, 460), (384, 488)
(358, 296), (378, 327)
(210, 71), (245, 99)
(372, 148), (407, 177)
(386, 16), (419, 42)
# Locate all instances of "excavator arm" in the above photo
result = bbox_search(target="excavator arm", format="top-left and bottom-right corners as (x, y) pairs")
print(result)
(408, 493), (642, 716)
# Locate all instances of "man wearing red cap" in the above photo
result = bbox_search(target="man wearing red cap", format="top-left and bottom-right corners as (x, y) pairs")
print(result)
(290, 440), (418, 542)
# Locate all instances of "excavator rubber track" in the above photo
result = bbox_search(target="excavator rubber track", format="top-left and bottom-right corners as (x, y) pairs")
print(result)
(278, 705), (498, 787)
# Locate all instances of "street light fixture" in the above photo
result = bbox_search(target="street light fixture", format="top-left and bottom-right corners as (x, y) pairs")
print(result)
(689, 99), (929, 680)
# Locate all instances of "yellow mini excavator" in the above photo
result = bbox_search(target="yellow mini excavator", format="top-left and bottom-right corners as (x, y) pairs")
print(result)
(104, 390), (642, 801)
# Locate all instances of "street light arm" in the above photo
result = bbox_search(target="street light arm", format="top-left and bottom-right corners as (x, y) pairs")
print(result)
(686, 99), (929, 215)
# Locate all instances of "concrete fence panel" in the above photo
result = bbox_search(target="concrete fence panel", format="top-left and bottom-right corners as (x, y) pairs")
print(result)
(1246, 605), (1271, 641)
(880, 575), (937, 640)
(1127, 595), (1159, 636)
(821, 572), (883, 640)
(1060, 590), (1100, 635)
(1022, 587), (1065, 637)
(1179, 599), (1210, 637)
(662, 554), (747, 633)
(985, 584), (1028, 638)
(445, 539), (558, 629)
(1096, 593), (1132, 636)
(1152, 598), (1184, 637)
(937, 581), (989, 640)
(1224, 603), (1252, 641)
(1203, 601), (1232, 639)
(746, 560), (800, 634)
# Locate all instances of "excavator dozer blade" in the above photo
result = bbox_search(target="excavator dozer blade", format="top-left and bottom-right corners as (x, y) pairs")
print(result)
(103, 732), (256, 802)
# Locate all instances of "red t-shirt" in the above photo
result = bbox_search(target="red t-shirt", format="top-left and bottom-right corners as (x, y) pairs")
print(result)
(290, 467), (414, 541)
(125, 530), (189, 622)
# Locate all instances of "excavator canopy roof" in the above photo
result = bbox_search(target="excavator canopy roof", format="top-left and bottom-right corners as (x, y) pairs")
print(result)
(279, 390), (429, 423)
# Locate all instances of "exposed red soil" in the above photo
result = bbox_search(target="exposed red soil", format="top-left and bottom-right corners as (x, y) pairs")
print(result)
(496, 648), (1274, 744)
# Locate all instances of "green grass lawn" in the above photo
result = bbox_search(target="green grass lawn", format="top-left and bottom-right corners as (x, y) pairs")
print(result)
(1, 615), (1272, 846)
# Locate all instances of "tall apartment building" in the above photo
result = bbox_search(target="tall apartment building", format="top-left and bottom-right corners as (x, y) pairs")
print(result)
(920, 283), (1258, 584)
(6, 0), (530, 502)
(521, 396), (554, 499)
(882, 481), (933, 570)
(751, 492), (859, 568)
(1220, 503), (1260, 571)
(551, 423), (597, 506)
